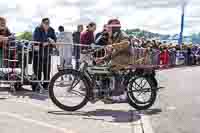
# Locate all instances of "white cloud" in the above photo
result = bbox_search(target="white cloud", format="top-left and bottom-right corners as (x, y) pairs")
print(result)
(0, 0), (199, 35)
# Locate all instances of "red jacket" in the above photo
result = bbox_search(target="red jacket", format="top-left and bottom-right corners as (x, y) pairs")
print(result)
(160, 50), (169, 65)
(80, 30), (95, 45)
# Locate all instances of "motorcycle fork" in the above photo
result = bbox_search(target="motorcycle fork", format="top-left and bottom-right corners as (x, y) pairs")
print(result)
(83, 71), (99, 102)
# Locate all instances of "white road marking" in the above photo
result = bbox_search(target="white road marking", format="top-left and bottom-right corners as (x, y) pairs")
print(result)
(166, 106), (176, 111)
(0, 112), (75, 133)
(141, 115), (154, 133)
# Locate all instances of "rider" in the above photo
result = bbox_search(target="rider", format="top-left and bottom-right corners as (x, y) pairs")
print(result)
(96, 19), (130, 71)
(96, 19), (130, 103)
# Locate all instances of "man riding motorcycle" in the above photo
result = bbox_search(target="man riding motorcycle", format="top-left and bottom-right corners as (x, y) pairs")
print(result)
(95, 19), (131, 103)
(96, 19), (131, 71)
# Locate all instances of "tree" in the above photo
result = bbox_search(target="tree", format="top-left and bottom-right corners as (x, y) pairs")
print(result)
(16, 31), (32, 40)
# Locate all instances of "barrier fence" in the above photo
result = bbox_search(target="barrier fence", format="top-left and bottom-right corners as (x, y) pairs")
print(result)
(0, 39), (199, 91)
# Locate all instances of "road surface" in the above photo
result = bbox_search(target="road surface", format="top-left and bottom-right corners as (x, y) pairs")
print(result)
(0, 66), (200, 133)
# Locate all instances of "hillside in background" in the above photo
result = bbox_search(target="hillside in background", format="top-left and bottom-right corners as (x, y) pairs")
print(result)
(124, 28), (196, 44)
(16, 31), (32, 40)
(14, 29), (200, 44)
(124, 28), (170, 40)
(191, 33), (200, 44)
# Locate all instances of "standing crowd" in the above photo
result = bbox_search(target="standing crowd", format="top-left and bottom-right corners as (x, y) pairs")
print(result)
(0, 16), (200, 92)
(129, 37), (200, 67)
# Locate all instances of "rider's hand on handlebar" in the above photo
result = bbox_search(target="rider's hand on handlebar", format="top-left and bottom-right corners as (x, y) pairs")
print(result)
(105, 45), (113, 54)
(82, 48), (94, 54)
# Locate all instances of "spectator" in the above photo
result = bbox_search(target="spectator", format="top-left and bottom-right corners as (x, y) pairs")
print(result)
(33, 18), (57, 91)
(57, 25), (73, 69)
(160, 45), (169, 68)
(80, 22), (96, 46)
(195, 46), (200, 64)
(58, 25), (64, 32)
(95, 24), (108, 44)
(80, 22), (96, 63)
(94, 24), (109, 58)
(0, 17), (11, 67)
(72, 25), (83, 70)
(168, 44), (176, 67)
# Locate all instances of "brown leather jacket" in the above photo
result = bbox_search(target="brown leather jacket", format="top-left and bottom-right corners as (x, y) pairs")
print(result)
(108, 31), (131, 71)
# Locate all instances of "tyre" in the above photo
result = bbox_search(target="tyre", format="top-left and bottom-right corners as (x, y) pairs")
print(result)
(148, 75), (158, 89)
(127, 76), (157, 110)
(49, 69), (90, 112)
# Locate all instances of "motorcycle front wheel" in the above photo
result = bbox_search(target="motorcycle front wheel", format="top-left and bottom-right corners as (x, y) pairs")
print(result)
(127, 76), (157, 110)
(49, 69), (90, 112)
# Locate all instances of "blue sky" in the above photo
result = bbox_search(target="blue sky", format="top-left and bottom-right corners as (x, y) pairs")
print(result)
(0, 0), (199, 35)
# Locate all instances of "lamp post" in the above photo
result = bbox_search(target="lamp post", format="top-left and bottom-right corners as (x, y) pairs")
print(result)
(178, 2), (187, 45)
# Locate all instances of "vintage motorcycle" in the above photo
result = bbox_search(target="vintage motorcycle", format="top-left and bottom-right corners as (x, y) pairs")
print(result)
(49, 46), (159, 112)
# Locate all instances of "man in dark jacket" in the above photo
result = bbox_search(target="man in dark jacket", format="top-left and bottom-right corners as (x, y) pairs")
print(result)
(72, 25), (83, 70)
(33, 18), (56, 91)
(95, 24), (109, 46)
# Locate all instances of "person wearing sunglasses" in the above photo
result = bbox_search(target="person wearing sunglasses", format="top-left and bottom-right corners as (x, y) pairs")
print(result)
(32, 18), (57, 91)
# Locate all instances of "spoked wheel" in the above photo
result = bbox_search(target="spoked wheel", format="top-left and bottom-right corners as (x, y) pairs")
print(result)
(127, 76), (157, 110)
(49, 69), (90, 112)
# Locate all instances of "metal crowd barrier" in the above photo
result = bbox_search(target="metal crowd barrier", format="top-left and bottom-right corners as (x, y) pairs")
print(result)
(0, 39), (199, 92)
(0, 40), (74, 92)
(0, 40), (106, 92)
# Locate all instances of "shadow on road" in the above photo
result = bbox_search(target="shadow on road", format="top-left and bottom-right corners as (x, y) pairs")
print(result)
(0, 87), (49, 101)
(83, 109), (141, 123)
(48, 108), (162, 123)
(0, 97), (7, 100)
(0, 87), (10, 100)
(48, 109), (141, 123)
(12, 90), (49, 101)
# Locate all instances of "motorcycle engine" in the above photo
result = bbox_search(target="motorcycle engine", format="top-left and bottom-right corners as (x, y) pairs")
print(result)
(93, 74), (114, 98)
